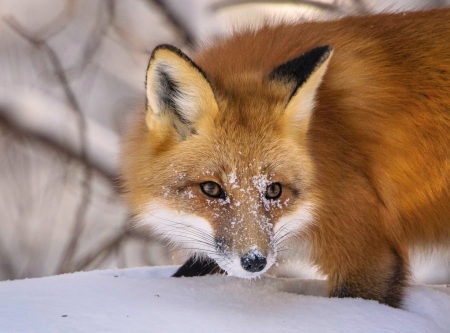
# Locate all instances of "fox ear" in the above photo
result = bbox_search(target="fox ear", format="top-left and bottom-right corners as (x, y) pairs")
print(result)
(145, 44), (218, 140)
(270, 46), (333, 131)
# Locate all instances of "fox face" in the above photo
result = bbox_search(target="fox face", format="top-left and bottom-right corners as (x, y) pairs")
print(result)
(122, 44), (332, 278)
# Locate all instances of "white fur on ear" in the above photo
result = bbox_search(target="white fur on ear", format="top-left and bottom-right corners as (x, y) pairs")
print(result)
(146, 44), (218, 139)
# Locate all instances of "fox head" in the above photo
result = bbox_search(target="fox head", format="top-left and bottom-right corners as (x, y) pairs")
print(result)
(122, 43), (333, 278)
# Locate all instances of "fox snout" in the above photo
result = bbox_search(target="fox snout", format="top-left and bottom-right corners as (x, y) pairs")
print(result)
(213, 231), (276, 278)
(214, 249), (274, 278)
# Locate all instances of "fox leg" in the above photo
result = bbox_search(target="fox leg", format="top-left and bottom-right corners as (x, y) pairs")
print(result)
(173, 256), (224, 277)
(326, 245), (409, 308)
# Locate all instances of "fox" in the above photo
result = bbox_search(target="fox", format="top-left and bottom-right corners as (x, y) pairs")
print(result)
(120, 8), (450, 308)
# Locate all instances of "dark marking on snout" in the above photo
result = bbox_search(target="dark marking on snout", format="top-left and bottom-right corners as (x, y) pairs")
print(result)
(240, 250), (267, 273)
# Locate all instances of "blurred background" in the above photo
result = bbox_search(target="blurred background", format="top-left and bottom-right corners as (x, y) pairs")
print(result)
(0, 0), (449, 283)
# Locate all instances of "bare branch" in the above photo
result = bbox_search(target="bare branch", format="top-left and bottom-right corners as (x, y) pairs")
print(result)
(4, 16), (81, 111)
(0, 237), (17, 280)
(68, 0), (116, 78)
(57, 169), (93, 273)
(36, 0), (79, 39)
(350, 0), (369, 14)
(71, 228), (129, 272)
(211, 0), (370, 14)
(3, 15), (97, 274)
(0, 90), (119, 184)
(211, 0), (343, 12)
(147, 0), (197, 47)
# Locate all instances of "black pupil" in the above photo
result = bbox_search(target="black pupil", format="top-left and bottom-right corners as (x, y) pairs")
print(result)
(201, 182), (222, 198)
(266, 183), (281, 199)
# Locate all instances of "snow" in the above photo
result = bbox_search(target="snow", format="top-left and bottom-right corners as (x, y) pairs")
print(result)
(0, 266), (449, 333)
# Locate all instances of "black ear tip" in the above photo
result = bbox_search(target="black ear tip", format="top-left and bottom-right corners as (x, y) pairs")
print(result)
(148, 44), (202, 79)
(322, 45), (333, 57)
(313, 45), (333, 61)
(324, 45), (333, 53)
(150, 44), (183, 60)
(269, 44), (334, 87)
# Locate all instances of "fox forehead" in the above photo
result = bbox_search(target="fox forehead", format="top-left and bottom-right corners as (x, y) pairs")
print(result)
(205, 72), (293, 124)
(189, 100), (305, 176)
(174, 126), (310, 189)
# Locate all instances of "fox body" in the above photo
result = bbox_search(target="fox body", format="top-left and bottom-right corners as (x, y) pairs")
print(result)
(121, 9), (450, 308)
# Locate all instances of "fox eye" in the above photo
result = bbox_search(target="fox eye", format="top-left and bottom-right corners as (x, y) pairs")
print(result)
(265, 183), (282, 200)
(200, 181), (224, 199)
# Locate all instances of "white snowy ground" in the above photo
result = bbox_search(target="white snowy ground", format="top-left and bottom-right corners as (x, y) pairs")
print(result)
(1, 266), (449, 333)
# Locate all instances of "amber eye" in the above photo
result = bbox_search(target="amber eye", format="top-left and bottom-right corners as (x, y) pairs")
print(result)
(200, 181), (224, 198)
(265, 183), (282, 200)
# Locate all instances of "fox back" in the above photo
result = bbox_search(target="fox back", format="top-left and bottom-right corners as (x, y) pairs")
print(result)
(121, 9), (450, 308)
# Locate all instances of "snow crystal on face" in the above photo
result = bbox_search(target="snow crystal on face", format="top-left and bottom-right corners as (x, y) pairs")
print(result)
(182, 189), (195, 199)
(252, 174), (271, 193)
(220, 196), (231, 205)
(243, 247), (264, 260)
(251, 174), (283, 211)
(228, 171), (240, 190)
(162, 186), (170, 198)
(229, 172), (237, 184)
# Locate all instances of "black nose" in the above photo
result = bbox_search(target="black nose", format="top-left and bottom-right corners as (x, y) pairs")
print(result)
(240, 250), (267, 272)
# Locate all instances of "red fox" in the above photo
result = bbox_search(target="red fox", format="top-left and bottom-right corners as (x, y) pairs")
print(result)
(121, 8), (450, 308)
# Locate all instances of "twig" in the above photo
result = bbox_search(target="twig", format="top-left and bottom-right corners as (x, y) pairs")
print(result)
(212, 0), (370, 14)
(68, 0), (115, 78)
(430, 0), (449, 7)
(0, 93), (119, 183)
(36, 0), (79, 39)
(211, 0), (343, 12)
(350, 0), (369, 14)
(148, 0), (197, 47)
(0, 237), (17, 280)
(3, 16), (81, 112)
(70, 228), (129, 272)
(110, 20), (155, 55)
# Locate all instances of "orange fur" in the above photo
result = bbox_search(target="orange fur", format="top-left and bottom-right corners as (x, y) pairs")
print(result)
(121, 9), (450, 308)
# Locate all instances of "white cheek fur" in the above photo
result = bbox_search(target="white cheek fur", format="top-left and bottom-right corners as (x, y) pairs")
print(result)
(274, 201), (315, 242)
(138, 203), (216, 255)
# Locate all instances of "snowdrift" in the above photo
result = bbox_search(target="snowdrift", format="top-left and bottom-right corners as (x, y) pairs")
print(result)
(1, 266), (449, 333)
